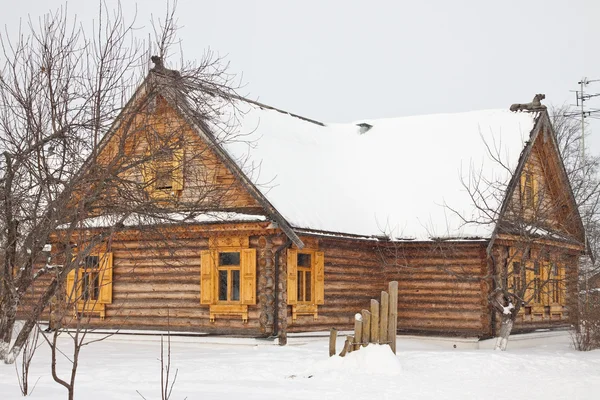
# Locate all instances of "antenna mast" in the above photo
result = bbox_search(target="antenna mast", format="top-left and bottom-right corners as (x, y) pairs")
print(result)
(575, 77), (600, 163)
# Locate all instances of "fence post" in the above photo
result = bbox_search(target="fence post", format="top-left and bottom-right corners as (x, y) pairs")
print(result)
(354, 313), (363, 350)
(361, 309), (371, 347)
(380, 291), (389, 344)
(329, 328), (338, 357)
(388, 281), (398, 354)
(340, 336), (352, 357)
(370, 299), (380, 343)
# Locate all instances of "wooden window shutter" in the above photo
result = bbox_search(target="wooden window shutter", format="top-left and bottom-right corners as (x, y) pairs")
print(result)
(200, 250), (216, 304)
(287, 249), (298, 305)
(541, 262), (550, 304)
(532, 173), (539, 208)
(241, 249), (257, 305)
(525, 262), (534, 304)
(520, 172), (526, 201)
(66, 269), (76, 303)
(98, 252), (113, 304)
(172, 149), (184, 191)
(558, 265), (566, 305)
(141, 151), (153, 190)
(314, 251), (325, 305)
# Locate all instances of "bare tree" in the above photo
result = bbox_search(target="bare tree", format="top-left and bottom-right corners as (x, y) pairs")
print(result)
(136, 313), (184, 400)
(0, 2), (246, 364)
(37, 264), (120, 400)
(14, 323), (41, 396)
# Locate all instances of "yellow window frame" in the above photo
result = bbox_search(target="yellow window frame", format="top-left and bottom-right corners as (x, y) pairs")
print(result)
(66, 252), (113, 320)
(287, 248), (325, 322)
(141, 148), (184, 198)
(200, 236), (256, 322)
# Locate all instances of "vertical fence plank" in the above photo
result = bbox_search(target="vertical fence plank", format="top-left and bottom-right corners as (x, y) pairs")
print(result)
(361, 309), (371, 347)
(354, 313), (363, 350)
(388, 281), (398, 354)
(370, 299), (380, 343)
(329, 328), (338, 357)
(380, 291), (389, 344)
(340, 336), (352, 357)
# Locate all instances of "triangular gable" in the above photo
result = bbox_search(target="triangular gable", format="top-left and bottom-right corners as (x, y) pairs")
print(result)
(153, 75), (304, 248)
(88, 70), (304, 248)
(491, 112), (585, 247)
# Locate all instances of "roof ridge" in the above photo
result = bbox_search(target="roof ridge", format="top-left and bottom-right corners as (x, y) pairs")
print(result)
(230, 94), (326, 127)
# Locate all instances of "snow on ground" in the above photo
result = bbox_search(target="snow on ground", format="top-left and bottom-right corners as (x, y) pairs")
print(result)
(1, 332), (599, 400)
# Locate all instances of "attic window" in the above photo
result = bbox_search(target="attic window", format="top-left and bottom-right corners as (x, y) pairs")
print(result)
(356, 123), (373, 135)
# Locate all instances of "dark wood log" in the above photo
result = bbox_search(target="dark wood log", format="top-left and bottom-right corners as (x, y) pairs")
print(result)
(329, 328), (337, 357)
(388, 281), (398, 354)
(339, 336), (352, 357)
(370, 299), (380, 343)
(380, 291), (389, 343)
(361, 309), (371, 347)
(353, 314), (363, 350)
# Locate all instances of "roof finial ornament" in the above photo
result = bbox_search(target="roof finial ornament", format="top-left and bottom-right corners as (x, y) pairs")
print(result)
(510, 94), (547, 112)
(150, 55), (181, 79)
(151, 55), (165, 70)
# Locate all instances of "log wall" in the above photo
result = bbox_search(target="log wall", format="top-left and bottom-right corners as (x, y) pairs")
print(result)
(287, 238), (492, 338)
(20, 224), (280, 336)
(381, 241), (491, 337)
(285, 238), (386, 333)
(101, 228), (282, 335)
(20, 228), (580, 339)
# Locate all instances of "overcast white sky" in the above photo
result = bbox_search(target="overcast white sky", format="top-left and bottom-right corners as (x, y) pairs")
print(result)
(5, 0), (600, 154)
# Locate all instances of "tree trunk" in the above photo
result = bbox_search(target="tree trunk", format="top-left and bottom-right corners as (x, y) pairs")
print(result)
(2, 278), (58, 363)
(494, 313), (515, 351)
(0, 294), (18, 361)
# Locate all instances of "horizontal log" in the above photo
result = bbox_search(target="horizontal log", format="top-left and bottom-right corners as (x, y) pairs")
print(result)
(115, 259), (196, 268)
(397, 309), (483, 321)
(113, 248), (202, 258)
(398, 318), (484, 331)
(81, 317), (263, 332)
(397, 281), (481, 290)
(112, 283), (199, 292)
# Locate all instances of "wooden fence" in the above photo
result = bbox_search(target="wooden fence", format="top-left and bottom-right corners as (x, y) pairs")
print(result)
(330, 281), (398, 357)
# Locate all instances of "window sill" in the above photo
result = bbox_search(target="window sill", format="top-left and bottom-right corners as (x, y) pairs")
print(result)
(75, 303), (106, 320)
(209, 304), (248, 323)
(149, 189), (182, 200)
(291, 304), (318, 322)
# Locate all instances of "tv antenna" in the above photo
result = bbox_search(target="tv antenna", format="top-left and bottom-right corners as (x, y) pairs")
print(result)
(565, 78), (600, 162)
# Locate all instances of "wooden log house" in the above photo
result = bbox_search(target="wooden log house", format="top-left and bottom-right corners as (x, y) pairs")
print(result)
(26, 61), (586, 341)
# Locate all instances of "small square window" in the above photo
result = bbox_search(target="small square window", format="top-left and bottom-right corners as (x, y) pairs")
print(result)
(298, 253), (311, 267)
(155, 167), (173, 190)
(219, 252), (240, 266)
(85, 256), (99, 269)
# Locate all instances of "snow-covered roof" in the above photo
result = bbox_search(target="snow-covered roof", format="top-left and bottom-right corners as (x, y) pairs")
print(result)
(222, 105), (537, 240)
(58, 212), (267, 230)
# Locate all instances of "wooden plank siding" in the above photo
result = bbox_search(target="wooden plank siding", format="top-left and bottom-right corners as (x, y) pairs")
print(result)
(87, 94), (264, 216)
(504, 128), (582, 240)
